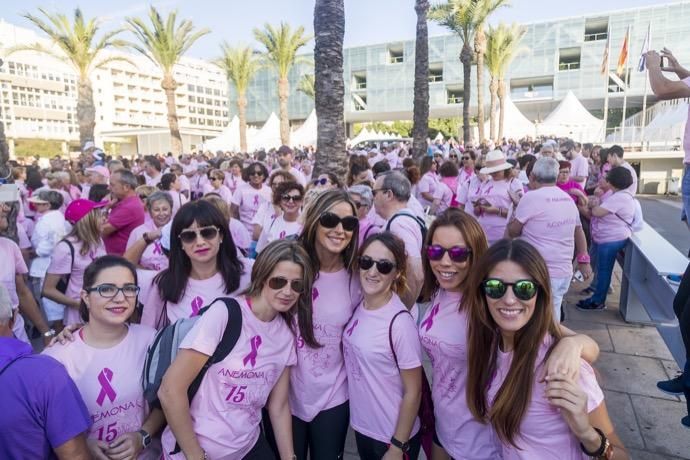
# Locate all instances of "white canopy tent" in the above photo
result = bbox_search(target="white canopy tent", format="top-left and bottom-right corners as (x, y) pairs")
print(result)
(249, 112), (282, 151)
(539, 91), (605, 141)
(203, 115), (240, 151)
(481, 95), (536, 140)
(290, 109), (318, 147)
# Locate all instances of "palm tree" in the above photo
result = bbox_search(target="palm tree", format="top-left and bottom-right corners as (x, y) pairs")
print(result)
(429, 0), (478, 144)
(10, 8), (128, 147)
(126, 7), (209, 155)
(297, 74), (316, 100)
(312, 0), (346, 176)
(254, 23), (311, 146)
(474, 0), (510, 143)
(412, 0), (430, 160)
(214, 43), (259, 152)
(485, 23), (525, 142)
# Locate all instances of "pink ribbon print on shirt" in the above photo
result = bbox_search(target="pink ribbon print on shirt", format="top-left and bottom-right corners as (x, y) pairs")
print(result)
(312, 287), (319, 302)
(243, 335), (263, 368)
(253, 194), (259, 208)
(345, 319), (359, 337)
(190, 296), (204, 317)
(96, 368), (116, 406)
(152, 240), (163, 255)
(420, 303), (440, 332)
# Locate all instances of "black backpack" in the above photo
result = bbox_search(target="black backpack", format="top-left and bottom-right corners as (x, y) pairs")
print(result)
(385, 211), (428, 243)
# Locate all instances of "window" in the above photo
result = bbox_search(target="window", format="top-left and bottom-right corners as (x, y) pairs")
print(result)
(353, 73), (367, 90)
(353, 94), (367, 111)
(558, 47), (581, 71)
(388, 47), (404, 64)
(584, 17), (608, 42)
(447, 89), (463, 104)
(429, 64), (443, 83)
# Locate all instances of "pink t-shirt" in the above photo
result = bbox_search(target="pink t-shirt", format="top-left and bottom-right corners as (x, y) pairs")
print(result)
(488, 338), (604, 459)
(458, 167), (474, 188)
(160, 296), (297, 459)
(416, 172), (438, 207)
(684, 77), (690, 163)
(0, 237), (27, 310)
(255, 215), (302, 254)
(126, 221), (169, 271)
(557, 180), (585, 203)
(290, 270), (362, 422)
(387, 209), (424, 262)
(343, 294), (423, 443)
(229, 218), (252, 251)
(457, 174), (484, 216)
(224, 173), (245, 194)
(591, 191), (634, 244)
(47, 237), (107, 326)
(43, 324), (157, 459)
(620, 161), (638, 196)
(167, 190), (188, 216)
(569, 154), (589, 188)
(476, 178), (522, 245)
(105, 195), (146, 255)
(177, 175), (191, 193)
(432, 181), (455, 214)
(514, 186), (580, 279)
(203, 183), (233, 204)
(231, 183), (272, 233)
(418, 290), (498, 459)
(141, 266), (253, 329)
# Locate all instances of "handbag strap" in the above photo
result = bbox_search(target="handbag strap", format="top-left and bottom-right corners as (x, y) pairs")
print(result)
(389, 310), (413, 369)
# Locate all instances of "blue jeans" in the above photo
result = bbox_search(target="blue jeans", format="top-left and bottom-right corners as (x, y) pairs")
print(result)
(591, 240), (628, 304)
(681, 164), (690, 223)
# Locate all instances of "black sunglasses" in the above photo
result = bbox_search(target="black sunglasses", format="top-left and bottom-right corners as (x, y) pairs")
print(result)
(249, 170), (264, 176)
(352, 201), (366, 209)
(482, 278), (539, 301)
(426, 244), (472, 262)
(319, 212), (358, 232)
(179, 226), (220, 244)
(462, 156), (471, 160)
(85, 283), (140, 299)
(268, 276), (305, 294)
(313, 177), (328, 186)
(358, 255), (396, 275)
(449, 154), (458, 158)
(281, 194), (303, 203)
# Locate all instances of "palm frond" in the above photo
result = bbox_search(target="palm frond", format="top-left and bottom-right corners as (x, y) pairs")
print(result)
(485, 22), (526, 78)
(253, 22), (312, 78)
(214, 42), (260, 95)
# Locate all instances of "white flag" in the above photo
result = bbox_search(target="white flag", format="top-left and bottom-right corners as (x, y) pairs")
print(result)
(637, 23), (651, 72)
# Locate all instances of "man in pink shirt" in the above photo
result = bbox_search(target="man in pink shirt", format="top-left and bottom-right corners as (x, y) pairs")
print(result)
(564, 140), (589, 188)
(601, 145), (637, 196)
(506, 158), (592, 321)
(102, 170), (145, 255)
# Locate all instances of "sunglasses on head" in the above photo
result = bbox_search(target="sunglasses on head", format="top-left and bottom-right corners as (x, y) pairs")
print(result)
(178, 226), (220, 244)
(319, 212), (358, 232)
(426, 244), (472, 262)
(313, 177), (328, 186)
(358, 255), (396, 274)
(281, 194), (303, 203)
(268, 276), (305, 294)
(482, 278), (539, 301)
(249, 170), (264, 177)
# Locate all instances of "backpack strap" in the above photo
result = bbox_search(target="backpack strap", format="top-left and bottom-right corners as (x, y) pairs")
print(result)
(385, 212), (426, 240)
(389, 310), (413, 368)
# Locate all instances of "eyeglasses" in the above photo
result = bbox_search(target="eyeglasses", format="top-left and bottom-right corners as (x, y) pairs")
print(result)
(462, 156), (471, 161)
(318, 212), (358, 232)
(352, 201), (366, 209)
(85, 283), (140, 299)
(211, 177), (221, 181)
(249, 170), (264, 177)
(426, 244), (472, 263)
(178, 226), (220, 244)
(449, 154), (458, 158)
(358, 255), (396, 275)
(312, 178), (328, 186)
(372, 188), (389, 196)
(268, 276), (305, 294)
(482, 278), (539, 301)
(281, 194), (303, 203)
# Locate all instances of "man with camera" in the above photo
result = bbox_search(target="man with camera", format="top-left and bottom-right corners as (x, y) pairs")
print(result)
(646, 47), (690, 428)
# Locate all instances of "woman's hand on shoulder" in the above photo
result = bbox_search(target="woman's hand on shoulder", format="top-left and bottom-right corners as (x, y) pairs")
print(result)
(545, 374), (592, 439)
(47, 323), (82, 347)
(542, 336), (582, 382)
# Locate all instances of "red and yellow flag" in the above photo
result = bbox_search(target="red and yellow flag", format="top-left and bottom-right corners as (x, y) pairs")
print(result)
(616, 27), (630, 75)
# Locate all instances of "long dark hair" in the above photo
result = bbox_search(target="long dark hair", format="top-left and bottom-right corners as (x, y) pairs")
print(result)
(80, 255), (138, 322)
(465, 239), (561, 448)
(241, 239), (320, 348)
(154, 200), (243, 304)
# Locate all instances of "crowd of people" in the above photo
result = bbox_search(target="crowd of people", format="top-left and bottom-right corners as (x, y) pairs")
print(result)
(0, 132), (653, 460)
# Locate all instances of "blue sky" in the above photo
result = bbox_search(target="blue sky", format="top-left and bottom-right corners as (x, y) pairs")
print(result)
(4, 0), (677, 59)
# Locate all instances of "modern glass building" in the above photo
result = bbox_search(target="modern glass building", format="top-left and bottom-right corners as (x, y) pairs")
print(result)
(235, 1), (690, 137)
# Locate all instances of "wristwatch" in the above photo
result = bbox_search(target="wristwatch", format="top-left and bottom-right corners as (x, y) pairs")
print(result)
(580, 427), (612, 459)
(390, 436), (410, 453)
(43, 329), (56, 338)
(138, 429), (151, 449)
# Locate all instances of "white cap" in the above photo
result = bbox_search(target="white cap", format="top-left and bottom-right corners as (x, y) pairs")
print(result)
(83, 141), (95, 151)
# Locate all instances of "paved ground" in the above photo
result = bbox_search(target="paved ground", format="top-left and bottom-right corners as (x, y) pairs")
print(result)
(639, 195), (688, 255)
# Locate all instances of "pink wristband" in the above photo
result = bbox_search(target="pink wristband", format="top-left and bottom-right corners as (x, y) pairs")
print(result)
(577, 254), (591, 264)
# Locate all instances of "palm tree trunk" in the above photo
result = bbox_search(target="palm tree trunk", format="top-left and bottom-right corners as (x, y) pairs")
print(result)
(278, 77), (290, 146)
(77, 76), (96, 147)
(238, 94), (248, 152)
(460, 43), (473, 144)
(497, 79), (506, 142)
(489, 78), (498, 142)
(313, 0), (346, 177)
(162, 74), (183, 155)
(0, 121), (9, 180)
(412, 0), (430, 160)
(475, 29), (486, 143)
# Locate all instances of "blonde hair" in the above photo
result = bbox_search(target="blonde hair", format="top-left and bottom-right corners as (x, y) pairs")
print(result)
(67, 210), (104, 256)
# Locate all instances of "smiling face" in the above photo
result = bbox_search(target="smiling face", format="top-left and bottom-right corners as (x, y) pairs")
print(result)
(149, 199), (172, 228)
(485, 260), (537, 344)
(248, 167), (265, 187)
(261, 261), (303, 314)
(359, 240), (397, 299)
(81, 266), (137, 327)
(280, 187), (303, 217)
(315, 201), (354, 256)
(430, 225), (470, 292)
(180, 220), (221, 265)
(557, 168), (570, 184)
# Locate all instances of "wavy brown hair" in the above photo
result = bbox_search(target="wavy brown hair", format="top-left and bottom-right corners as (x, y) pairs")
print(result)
(358, 231), (408, 295)
(420, 208), (488, 302)
(465, 239), (561, 448)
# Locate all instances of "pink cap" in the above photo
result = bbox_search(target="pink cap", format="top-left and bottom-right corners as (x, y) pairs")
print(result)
(65, 199), (108, 224)
(85, 165), (110, 179)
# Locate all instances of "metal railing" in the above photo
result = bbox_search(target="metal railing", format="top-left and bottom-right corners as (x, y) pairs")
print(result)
(584, 32), (608, 42)
(619, 223), (688, 367)
(428, 74), (443, 83)
(558, 62), (580, 71)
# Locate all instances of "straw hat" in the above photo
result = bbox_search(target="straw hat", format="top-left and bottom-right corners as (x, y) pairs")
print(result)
(479, 150), (513, 174)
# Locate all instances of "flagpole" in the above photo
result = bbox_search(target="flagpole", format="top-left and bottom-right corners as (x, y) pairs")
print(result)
(640, 22), (652, 150)
(620, 25), (631, 144)
(602, 27), (611, 143)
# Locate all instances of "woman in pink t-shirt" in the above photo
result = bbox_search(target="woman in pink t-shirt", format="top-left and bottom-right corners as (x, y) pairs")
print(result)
(458, 150), (476, 187)
(344, 232), (423, 460)
(556, 161), (588, 206)
(222, 158), (245, 194)
(430, 161), (459, 215)
(256, 182), (304, 254)
(44, 199), (108, 327)
(282, 190), (363, 460)
(159, 173), (188, 217)
(158, 240), (317, 460)
(141, 200), (251, 329)
(231, 162), (272, 236)
(203, 169), (234, 204)
(466, 240), (629, 460)
(416, 156), (439, 208)
(44, 256), (164, 460)
(124, 191), (172, 272)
